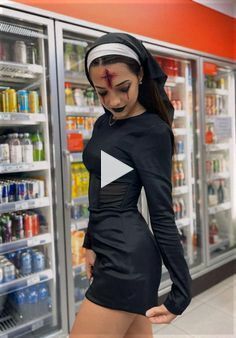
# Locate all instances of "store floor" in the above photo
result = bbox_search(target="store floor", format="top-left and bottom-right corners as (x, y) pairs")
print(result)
(152, 274), (235, 337)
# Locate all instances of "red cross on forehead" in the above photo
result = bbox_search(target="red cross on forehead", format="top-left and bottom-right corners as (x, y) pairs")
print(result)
(101, 69), (117, 88)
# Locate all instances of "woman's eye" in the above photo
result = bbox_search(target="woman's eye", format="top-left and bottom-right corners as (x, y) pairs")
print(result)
(98, 92), (106, 97)
(120, 86), (130, 93)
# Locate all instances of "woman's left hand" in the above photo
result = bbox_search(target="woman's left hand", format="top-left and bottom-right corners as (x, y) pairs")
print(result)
(145, 304), (177, 324)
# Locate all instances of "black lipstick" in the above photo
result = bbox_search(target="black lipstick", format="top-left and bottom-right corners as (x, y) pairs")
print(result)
(113, 105), (126, 113)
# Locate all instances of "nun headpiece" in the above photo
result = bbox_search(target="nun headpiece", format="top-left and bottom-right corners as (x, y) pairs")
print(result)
(84, 32), (174, 123)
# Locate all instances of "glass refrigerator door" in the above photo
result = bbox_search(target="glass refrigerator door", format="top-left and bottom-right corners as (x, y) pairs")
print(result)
(140, 49), (202, 288)
(55, 22), (106, 329)
(202, 60), (236, 262)
(0, 8), (66, 338)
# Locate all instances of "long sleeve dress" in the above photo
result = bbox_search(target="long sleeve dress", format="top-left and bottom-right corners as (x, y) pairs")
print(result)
(82, 109), (192, 316)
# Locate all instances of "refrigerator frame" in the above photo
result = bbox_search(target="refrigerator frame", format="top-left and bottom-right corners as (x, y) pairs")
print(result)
(0, 6), (68, 338)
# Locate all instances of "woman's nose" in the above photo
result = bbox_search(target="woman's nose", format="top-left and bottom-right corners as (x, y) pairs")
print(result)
(107, 93), (121, 108)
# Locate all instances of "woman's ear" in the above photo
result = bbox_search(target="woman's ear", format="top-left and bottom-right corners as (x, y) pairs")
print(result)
(139, 66), (144, 82)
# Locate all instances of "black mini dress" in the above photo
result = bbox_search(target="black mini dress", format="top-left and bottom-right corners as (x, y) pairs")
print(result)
(82, 109), (192, 317)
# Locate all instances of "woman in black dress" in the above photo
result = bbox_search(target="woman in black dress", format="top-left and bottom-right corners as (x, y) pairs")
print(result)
(70, 32), (192, 338)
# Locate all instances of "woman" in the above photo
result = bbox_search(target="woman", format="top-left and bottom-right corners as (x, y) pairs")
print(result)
(70, 32), (192, 338)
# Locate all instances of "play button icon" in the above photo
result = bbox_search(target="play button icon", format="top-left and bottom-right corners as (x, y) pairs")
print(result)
(101, 150), (133, 188)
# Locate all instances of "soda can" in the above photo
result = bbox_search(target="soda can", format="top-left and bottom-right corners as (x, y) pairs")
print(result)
(4, 262), (16, 282)
(1, 184), (8, 203)
(29, 91), (39, 114)
(20, 251), (32, 275)
(32, 213), (40, 236)
(2, 91), (9, 112)
(24, 213), (34, 238)
(17, 90), (29, 113)
(8, 182), (16, 202)
(177, 140), (184, 154)
(37, 180), (45, 198)
(14, 214), (24, 240)
(17, 182), (27, 201)
(7, 89), (17, 113)
(32, 251), (45, 272)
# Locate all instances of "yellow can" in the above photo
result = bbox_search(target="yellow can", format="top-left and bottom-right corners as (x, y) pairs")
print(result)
(29, 91), (39, 113)
(7, 89), (17, 113)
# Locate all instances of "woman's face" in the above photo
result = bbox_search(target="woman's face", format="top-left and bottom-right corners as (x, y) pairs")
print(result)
(89, 62), (144, 119)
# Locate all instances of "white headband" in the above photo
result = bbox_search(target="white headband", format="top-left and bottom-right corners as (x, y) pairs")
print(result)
(87, 43), (141, 70)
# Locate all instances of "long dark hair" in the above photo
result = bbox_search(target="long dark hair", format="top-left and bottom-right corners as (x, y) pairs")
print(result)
(89, 55), (176, 154)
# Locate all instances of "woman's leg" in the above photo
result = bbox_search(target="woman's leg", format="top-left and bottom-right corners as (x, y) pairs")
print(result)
(123, 314), (153, 338)
(69, 297), (137, 338)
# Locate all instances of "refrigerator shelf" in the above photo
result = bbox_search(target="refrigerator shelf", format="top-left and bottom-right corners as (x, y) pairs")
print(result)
(173, 153), (186, 161)
(206, 114), (230, 123)
(166, 76), (185, 86)
(0, 196), (50, 213)
(0, 233), (52, 255)
(173, 128), (187, 136)
(70, 152), (83, 162)
(0, 61), (43, 80)
(206, 172), (230, 181)
(176, 217), (190, 228)
(209, 238), (230, 253)
(172, 185), (189, 195)
(65, 71), (89, 84)
(208, 201), (231, 215)
(0, 269), (53, 296)
(174, 110), (186, 119)
(205, 88), (229, 96)
(65, 105), (104, 115)
(205, 143), (229, 152)
(0, 112), (46, 124)
(0, 161), (49, 173)
(72, 196), (88, 205)
(0, 305), (52, 338)
(71, 217), (89, 231)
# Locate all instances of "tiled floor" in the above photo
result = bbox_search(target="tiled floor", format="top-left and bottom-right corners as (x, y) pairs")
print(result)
(152, 274), (235, 338)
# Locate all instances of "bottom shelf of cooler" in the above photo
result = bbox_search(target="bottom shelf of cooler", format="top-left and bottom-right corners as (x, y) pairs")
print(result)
(0, 303), (53, 338)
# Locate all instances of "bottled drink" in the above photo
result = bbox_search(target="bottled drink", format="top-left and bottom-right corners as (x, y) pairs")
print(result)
(217, 179), (224, 204)
(209, 218), (219, 244)
(8, 133), (22, 164)
(26, 286), (39, 320)
(178, 162), (185, 186)
(208, 183), (217, 206)
(173, 162), (179, 187)
(21, 133), (33, 163)
(38, 282), (49, 314)
(205, 125), (214, 144)
(0, 135), (10, 164)
(65, 82), (75, 105)
(31, 131), (45, 161)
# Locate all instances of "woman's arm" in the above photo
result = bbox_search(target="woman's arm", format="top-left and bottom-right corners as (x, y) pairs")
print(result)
(131, 121), (192, 315)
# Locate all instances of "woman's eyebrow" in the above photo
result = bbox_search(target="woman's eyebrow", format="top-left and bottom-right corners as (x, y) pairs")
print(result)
(95, 80), (130, 89)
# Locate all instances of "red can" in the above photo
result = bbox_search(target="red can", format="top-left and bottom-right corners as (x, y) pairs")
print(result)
(32, 213), (40, 236)
(24, 213), (34, 238)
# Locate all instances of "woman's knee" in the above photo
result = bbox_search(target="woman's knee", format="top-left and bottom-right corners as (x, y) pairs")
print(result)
(69, 297), (137, 338)
(124, 314), (153, 338)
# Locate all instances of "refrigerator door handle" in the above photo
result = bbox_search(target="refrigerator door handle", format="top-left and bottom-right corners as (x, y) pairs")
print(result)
(63, 149), (72, 208)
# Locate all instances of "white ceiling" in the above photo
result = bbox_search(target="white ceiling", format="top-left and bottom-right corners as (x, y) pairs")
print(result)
(193, 0), (236, 18)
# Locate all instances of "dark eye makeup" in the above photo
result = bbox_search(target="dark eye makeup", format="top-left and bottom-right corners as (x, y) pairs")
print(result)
(98, 85), (130, 97)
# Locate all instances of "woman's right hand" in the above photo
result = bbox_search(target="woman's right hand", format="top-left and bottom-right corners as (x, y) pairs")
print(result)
(85, 248), (97, 280)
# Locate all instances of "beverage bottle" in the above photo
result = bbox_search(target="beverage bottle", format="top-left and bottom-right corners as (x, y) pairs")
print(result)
(64, 43), (73, 71)
(38, 282), (49, 314)
(0, 135), (10, 163)
(70, 45), (79, 72)
(65, 82), (75, 105)
(77, 44), (85, 73)
(178, 162), (185, 186)
(208, 183), (217, 206)
(217, 179), (224, 204)
(8, 133), (22, 164)
(26, 286), (39, 320)
(211, 218), (219, 243)
(173, 162), (179, 187)
(205, 125), (214, 144)
(179, 198), (186, 218)
(10, 290), (27, 322)
(31, 130), (45, 161)
(22, 133), (33, 163)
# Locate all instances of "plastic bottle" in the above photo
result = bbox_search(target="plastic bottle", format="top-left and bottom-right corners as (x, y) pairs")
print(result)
(65, 82), (75, 105)
(31, 130), (45, 161)
(8, 133), (22, 164)
(37, 282), (49, 314)
(21, 133), (33, 163)
(26, 286), (39, 320)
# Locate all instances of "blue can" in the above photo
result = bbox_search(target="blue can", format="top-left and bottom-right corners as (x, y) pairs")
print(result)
(8, 182), (16, 202)
(20, 251), (32, 275)
(32, 251), (45, 272)
(17, 182), (27, 201)
(177, 140), (184, 154)
(17, 90), (29, 113)
(1, 184), (8, 203)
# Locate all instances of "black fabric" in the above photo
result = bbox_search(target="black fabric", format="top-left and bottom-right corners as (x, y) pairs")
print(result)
(82, 111), (192, 316)
(84, 32), (174, 124)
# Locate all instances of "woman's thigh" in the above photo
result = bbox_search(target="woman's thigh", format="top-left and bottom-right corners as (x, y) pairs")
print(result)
(69, 297), (137, 338)
(124, 314), (153, 338)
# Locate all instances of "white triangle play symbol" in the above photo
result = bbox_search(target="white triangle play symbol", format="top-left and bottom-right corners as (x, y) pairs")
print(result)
(101, 150), (133, 188)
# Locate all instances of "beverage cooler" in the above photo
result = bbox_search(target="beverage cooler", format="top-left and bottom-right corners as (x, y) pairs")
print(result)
(0, 8), (67, 338)
(139, 45), (204, 289)
(200, 60), (236, 263)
